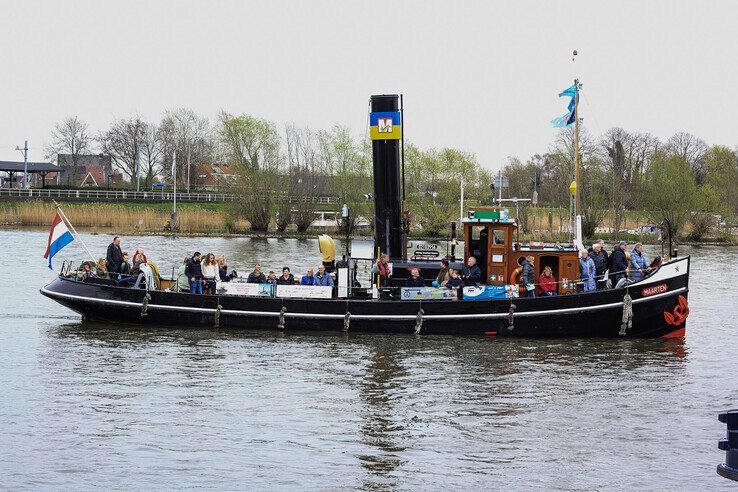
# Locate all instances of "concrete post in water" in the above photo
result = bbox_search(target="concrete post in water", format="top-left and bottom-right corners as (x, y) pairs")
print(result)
(369, 94), (404, 260)
(718, 409), (738, 481)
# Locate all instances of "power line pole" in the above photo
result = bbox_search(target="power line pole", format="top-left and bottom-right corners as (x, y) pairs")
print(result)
(16, 141), (28, 190)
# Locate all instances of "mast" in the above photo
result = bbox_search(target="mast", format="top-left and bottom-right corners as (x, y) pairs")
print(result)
(573, 78), (580, 218)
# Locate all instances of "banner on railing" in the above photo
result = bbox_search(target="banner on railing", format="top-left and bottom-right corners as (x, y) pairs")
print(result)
(463, 285), (519, 300)
(400, 287), (457, 300)
(276, 285), (333, 299)
(219, 282), (273, 297)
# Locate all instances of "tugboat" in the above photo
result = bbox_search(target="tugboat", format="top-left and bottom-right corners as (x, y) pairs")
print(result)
(40, 93), (690, 337)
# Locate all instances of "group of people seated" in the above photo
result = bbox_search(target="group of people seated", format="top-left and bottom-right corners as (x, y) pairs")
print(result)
(75, 236), (158, 289)
(372, 254), (482, 296)
(178, 252), (334, 295)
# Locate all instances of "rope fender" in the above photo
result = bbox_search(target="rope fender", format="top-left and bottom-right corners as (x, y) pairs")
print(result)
(214, 303), (222, 328)
(343, 311), (350, 332)
(140, 293), (151, 317)
(620, 293), (633, 336)
(508, 303), (516, 331)
(278, 306), (286, 330)
(414, 309), (424, 335)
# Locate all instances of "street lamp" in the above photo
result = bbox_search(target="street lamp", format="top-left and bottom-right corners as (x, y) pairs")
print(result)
(15, 141), (28, 190)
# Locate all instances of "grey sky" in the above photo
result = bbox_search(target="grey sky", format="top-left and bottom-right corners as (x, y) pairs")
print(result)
(1, 0), (736, 172)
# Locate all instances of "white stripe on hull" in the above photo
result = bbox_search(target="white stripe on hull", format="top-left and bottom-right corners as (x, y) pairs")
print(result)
(40, 285), (688, 321)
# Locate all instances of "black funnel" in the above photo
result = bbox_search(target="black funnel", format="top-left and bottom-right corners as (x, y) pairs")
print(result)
(370, 94), (404, 260)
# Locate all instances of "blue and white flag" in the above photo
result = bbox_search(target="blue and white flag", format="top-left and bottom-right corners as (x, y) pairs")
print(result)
(43, 212), (74, 269)
(551, 83), (578, 128)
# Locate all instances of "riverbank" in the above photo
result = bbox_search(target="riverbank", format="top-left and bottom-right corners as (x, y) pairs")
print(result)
(1, 200), (734, 244)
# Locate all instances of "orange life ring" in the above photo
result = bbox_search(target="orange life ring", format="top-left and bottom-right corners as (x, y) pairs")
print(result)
(510, 266), (522, 285)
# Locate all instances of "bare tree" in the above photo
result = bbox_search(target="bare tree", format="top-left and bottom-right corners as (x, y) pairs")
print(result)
(97, 118), (148, 182)
(140, 124), (162, 187)
(45, 116), (91, 184)
(285, 124), (320, 232)
(665, 132), (708, 183)
(160, 108), (211, 192)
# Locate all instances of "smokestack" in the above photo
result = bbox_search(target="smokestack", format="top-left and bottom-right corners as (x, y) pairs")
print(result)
(369, 94), (404, 260)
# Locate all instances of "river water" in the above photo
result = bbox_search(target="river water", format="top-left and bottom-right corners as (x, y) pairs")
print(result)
(1, 229), (736, 490)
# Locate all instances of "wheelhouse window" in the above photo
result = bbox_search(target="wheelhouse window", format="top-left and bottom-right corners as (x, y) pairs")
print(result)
(492, 229), (506, 245)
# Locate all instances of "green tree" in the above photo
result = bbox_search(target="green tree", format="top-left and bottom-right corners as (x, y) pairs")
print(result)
(640, 153), (696, 239)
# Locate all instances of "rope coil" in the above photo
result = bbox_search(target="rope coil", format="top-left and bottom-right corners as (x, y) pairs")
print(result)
(140, 293), (151, 317)
(508, 303), (516, 331)
(620, 293), (633, 336)
(414, 309), (424, 335)
(215, 303), (222, 328)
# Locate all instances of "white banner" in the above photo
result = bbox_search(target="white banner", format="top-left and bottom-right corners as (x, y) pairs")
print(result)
(220, 282), (273, 297)
(276, 284), (333, 299)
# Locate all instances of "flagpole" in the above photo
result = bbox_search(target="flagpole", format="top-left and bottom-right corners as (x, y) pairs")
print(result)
(172, 151), (177, 230)
(574, 78), (580, 219)
(52, 199), (97, 263)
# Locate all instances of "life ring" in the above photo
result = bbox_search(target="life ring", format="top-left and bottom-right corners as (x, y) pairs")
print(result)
(510, 266), (522, 285)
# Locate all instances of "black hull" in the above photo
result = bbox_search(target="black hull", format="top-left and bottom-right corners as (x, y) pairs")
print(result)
(41, 257), (691, 338)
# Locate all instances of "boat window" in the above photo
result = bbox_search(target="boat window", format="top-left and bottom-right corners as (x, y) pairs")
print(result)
(492, 229), (505, 245)
(471, 226), (484, 240)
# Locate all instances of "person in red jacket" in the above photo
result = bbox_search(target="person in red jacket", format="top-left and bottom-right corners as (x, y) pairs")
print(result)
(538, 266), (558, 296)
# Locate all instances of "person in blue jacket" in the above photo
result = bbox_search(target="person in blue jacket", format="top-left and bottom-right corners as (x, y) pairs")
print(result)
(579, 249), (596, 292)
(314, 265), (334, 287)
(629, 243), (649, 282)
(300, 267), (316, 285)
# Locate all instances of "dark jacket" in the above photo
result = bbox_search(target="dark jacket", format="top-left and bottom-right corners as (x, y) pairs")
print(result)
(611, 248), (629, 275)
(218, 265), (228, 281)
(445, 277), (464, 290)
(119, 261), (131, 275)
(185, 257), (203, 280)
(590, 249), (608, 276)
(247, 271), (267, 283)
(106, 243), (123, 274)
(405, 276), (425, 288)
(461, 265), (482, 285)
(277, 274), (295, 285)
(521, 260), (536, 285)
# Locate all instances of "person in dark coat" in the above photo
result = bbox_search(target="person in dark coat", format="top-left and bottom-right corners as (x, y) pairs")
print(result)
(461, 257), (482, 286)
(247, 263), (267, 283)
(445, 269), (465, 299)
(611, 241), (629, 287)
(119, 251), (131, 275)
(405, 267), (425, 287)
(277, 266), (295, 285)
(185, 252), (204, 294)
(106, 236), (123, 275)
(521, 255), (536, 298)
(589, 243), (608, 290)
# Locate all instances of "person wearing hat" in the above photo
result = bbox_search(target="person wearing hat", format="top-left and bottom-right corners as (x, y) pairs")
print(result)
(629, 243), (649, 282)
(611, 241), (629, 287)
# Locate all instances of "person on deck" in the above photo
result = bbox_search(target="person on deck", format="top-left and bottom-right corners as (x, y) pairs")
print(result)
(314, 265), (334, 287)
(106, 236), (123, 275)
(95, 258), (109, 278)
(579, 249), (596, 292)
(432, 258), (450, 288)
(175, 256), (190, 292)
(538, 266), (557, 296)
(201, 253), (219, 294)
(247, 263), (267, 283)
(277, 267), (295, 285)
(132, 247), (147, 266)
(521, 255), (536, 298)
(119, 252), (131, 276)
(405, 267), (425, 288)
(300, 267), (316, 286)
(445, 269), (465, 298)
(217, 255), (233, 282)
(267, 271), (278, 285)
(611, 241), (629, 287)
(589, 242), (608, 290)
(185, 252), (204, 295)
(371, 253), (391, 287)
(461, 257), (482, 286)
(630, 243), (649, 282)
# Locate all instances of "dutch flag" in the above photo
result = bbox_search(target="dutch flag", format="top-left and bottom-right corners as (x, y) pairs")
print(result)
(43, 212), (74, 270)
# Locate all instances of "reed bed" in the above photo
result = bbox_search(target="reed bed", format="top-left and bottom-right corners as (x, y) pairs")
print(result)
(0, 201), (249, 234)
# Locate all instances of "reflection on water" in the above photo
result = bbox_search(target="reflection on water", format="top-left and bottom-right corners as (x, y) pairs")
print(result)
(2, 231), (737, 489)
